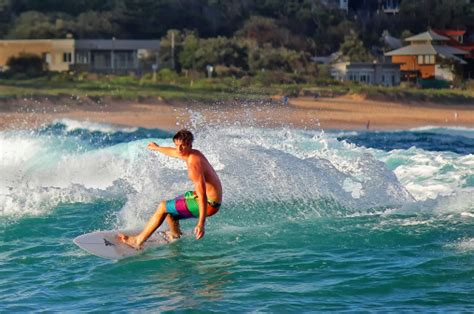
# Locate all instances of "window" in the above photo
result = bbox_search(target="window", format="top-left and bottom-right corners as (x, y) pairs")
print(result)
(418, 55), (424, 65)
(91, 51), (110, 69)
(114, 51), (135, 69)
(419, 55), (435, 65)
(75, 51), (89, 64)
(42, 53), (51, 64)
(63, 52), (72, 63)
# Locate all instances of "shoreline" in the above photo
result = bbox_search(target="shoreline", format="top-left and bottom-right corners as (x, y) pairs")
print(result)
(1, 95), (473, 131)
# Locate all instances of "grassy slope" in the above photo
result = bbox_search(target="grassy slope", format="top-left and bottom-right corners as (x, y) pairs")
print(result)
(0, 76), (473, 105)
(0, 77), (275, 102)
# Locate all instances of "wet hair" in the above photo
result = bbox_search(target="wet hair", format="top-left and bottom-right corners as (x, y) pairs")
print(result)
(173, 129), (194, 144)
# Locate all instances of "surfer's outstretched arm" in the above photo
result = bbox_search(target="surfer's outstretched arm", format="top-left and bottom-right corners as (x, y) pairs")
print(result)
(147, 142), (181, 158)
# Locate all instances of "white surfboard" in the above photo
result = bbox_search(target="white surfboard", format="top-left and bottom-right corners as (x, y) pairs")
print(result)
(73, 230), (177, 260)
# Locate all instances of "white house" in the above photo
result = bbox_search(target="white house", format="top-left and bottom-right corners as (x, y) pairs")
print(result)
(331, 62), (401, 86)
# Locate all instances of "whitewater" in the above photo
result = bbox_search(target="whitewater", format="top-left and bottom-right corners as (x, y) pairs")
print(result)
(0, 116), (473, 311)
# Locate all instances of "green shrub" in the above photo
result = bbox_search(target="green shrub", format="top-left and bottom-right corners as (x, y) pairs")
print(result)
(110, 75), (138, 85)
(282, 85), (301, 97)
(157, 68), (180, 82)
(6, 53), (45, 78)
(214, 65), (244, 78)
(465, 80), (474, 91)
(254, 70), (300, 86)
(239, 75), (253, 87)
(48, 72), (75, 82)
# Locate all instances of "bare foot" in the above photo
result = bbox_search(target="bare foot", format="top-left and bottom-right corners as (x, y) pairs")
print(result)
(117, 233), (142, 250)
(158, 231), (180, 242)
(167, 230), (182, 239)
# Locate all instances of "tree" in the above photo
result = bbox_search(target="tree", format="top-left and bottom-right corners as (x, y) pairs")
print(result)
(111, 0), (167, 38)
(235, 15), (316, 53)
(74, 11), (121, 38)
(194, 36), (248, 72)
(400, 30), (413, 42)
(10, 0), (115, 15)
(179, 32), (200, 70)
(235, 16), (286, 47)
(338, 30), (372, 62)
(248, 43), (307, 73)
(0, 0), (12, 38)
(6, 11), (74, 38)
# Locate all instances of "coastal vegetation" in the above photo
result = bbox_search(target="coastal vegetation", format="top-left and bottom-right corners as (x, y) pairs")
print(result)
(1, 71), (473, 105)
(1, 0), (472, 55)
(0, 0), (473, 104)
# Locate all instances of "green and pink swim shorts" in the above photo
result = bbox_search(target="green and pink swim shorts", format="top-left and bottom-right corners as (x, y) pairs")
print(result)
(165, 191), (221, 219)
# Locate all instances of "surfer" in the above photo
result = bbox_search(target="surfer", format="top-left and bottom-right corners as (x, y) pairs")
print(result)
(118, 129), (223, 249)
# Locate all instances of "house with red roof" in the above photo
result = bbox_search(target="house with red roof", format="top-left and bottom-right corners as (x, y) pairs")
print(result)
(433, 29), (474, 79)
(432, 29), (474, 61)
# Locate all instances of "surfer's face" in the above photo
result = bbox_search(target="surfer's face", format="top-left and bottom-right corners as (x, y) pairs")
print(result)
(174, 139), (192, 156)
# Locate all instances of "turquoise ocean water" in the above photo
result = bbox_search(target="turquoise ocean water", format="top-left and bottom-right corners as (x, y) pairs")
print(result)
(1, 117), (473, 311)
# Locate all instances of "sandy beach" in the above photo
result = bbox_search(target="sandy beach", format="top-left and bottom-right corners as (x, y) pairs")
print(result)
(0, 94), (473, 131)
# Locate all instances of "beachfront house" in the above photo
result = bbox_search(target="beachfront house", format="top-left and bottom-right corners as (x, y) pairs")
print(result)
(432, 29), (474, 79)
(0, 38), (160, 74)
(0, 39), (74, 72)
(331, 62), (401, 86)
(384, 29), (468, 81)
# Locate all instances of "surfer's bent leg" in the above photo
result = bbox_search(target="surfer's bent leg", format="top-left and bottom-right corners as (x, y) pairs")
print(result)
(118, 191), (198, 248)
(118, 201), (169, 249)
(166, 214), (182, 238)
(161, 191), (219, 239)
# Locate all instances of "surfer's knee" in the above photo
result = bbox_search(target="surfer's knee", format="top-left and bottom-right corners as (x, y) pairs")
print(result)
(157, 201), (167, 214)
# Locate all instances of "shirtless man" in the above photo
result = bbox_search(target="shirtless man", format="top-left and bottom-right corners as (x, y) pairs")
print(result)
(118, 129), (222, 249)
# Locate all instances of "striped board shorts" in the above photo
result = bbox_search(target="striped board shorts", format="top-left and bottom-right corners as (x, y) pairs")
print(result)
(165, 191), (221, 220)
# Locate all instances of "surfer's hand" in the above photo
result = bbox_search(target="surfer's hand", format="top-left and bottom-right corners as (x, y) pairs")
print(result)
(147, 142), (159, 151)
(194, 224), (205, 240)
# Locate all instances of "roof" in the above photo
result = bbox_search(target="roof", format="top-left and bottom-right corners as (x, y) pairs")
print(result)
(405, 30), (450, 42)
(385, 44), (437, 55)
(312, 56), (331, 64)
(383, 34), (402, 49)
(453, 44), (474, 52)
(75, 40), (160, 50)
(433, 29), (466, 37)
(311, 51), (342, 64)
(385, 44), (468, 64)
(435, 45), (468, 64)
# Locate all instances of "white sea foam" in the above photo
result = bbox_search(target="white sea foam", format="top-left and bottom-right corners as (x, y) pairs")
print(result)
(53, 118), (138, 133)
(394, 190), (474, 217)
(409, 126), (474, 138)
(0, 134), (48, 194)
(377, 147), (474, 201)
(448, 238), (474, 252)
